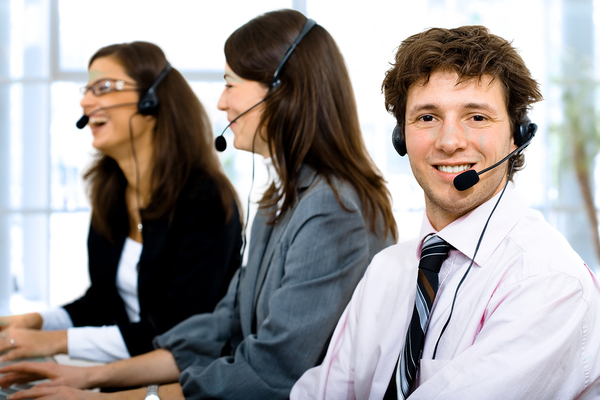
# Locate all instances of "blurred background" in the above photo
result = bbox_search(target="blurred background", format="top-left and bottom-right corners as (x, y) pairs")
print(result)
(0, 0), (598, 314)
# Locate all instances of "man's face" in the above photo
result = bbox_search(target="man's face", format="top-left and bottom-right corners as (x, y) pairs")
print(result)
(405, 70), (517, 231)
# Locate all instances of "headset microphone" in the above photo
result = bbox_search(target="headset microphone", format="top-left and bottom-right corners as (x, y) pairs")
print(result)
(453, 122), (538, 191)
(76, 103), (140, 129)
(452, 169), (480, 192)
(215, 134), (227, 152)
(76, 115), (90, 129)
(214, 98), (266, 152)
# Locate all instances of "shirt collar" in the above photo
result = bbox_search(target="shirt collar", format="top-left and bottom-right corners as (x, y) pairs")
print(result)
(418, 184), (525, 267)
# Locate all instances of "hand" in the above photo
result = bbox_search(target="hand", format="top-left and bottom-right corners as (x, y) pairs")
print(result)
(0, 361), (92, 390)
(0, 313), (43, 330)
(4, 386), (104, 400)
(0, 329), (68, 362)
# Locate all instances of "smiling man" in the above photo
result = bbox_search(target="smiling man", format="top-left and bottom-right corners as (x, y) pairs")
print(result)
(290, 25), (600, 399)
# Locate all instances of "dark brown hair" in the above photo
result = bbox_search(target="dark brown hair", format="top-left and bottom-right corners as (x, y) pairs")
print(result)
(225, 9), (397, 240)
(382, 25), (543, 176)
(84, 41), (239, 240)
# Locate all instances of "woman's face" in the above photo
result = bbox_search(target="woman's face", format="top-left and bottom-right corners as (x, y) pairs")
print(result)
(80, 56), (156, 160)
(217, 63), (270, 157)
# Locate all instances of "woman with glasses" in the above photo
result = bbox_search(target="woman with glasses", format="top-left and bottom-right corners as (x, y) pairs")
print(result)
(0, 9), (397, 400)
(0, 41), (242, 364)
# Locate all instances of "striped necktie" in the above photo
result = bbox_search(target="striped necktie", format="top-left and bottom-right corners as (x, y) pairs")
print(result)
(384, 234), (452, 399)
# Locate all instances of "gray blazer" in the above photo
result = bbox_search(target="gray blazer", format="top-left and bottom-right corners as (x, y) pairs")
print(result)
(155, 165), (395, 399)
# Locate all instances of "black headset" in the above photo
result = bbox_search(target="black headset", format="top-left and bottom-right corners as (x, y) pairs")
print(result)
(391, 115), (537, 157)
(137, 62), (172, 115)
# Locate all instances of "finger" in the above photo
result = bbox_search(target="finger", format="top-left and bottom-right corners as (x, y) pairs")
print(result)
(0, 361), (51, 376)
(5, 385), (57, 399)
(0, 371), (45, 387)
(12, 386), (86, 400)
(0, 344), (11, 355)
(0, 348), (25, 363)
(0, 373), (19, 388)
(32, 380), (64, 389)
(0, 331), (14, 354)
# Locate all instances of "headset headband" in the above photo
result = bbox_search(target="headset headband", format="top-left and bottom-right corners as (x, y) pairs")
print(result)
(271, 18), (317, 90)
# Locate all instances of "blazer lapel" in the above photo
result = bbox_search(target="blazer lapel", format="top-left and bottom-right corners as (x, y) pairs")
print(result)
(250, 207), (294, 330)
(244, 165), (321, 333)
(239, 209), (273, 336)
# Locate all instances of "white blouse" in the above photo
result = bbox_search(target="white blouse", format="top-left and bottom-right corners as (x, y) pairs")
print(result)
(40, 237), (142, 362)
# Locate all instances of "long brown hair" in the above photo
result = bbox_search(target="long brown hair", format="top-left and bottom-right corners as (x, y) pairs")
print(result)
(84, 41), (239, 241)
(225, 9), (397, 240)
(382, 25), (543, 176)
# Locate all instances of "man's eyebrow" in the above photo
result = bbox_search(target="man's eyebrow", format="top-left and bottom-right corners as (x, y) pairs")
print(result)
(463, 102), (498, 114)
(406, 102), (500, 115)
(406, 103), (439, 115)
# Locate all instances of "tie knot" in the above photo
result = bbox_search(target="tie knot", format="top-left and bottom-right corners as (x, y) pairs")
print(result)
(419, 234), (452, 273)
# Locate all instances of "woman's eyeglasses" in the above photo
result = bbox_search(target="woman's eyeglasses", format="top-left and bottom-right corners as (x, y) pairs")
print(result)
(80, 79), (138, 96)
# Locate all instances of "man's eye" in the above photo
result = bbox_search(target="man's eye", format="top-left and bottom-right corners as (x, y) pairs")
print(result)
(473, 115), (486, 122)
(420, 115), (434, 122)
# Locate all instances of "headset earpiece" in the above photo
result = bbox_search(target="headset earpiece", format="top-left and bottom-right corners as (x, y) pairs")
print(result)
(137, 63), (172, 116)
(392, 124), (407, 156)
(270, 79), (281, 91)
(513, 116), (537, 147)
(138, 91), (159, 116)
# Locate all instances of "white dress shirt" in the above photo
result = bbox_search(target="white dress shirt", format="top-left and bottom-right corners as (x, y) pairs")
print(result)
(291, 185), (600, 399)
(40, 237), (142, 362)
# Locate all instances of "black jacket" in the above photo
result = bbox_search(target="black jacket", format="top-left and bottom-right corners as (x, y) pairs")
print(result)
(63, 170), (242, 356)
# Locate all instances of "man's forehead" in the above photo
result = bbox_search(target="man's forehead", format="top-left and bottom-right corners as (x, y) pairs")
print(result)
(411, 70), (498, 89)
(407, 71), (507, 108)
